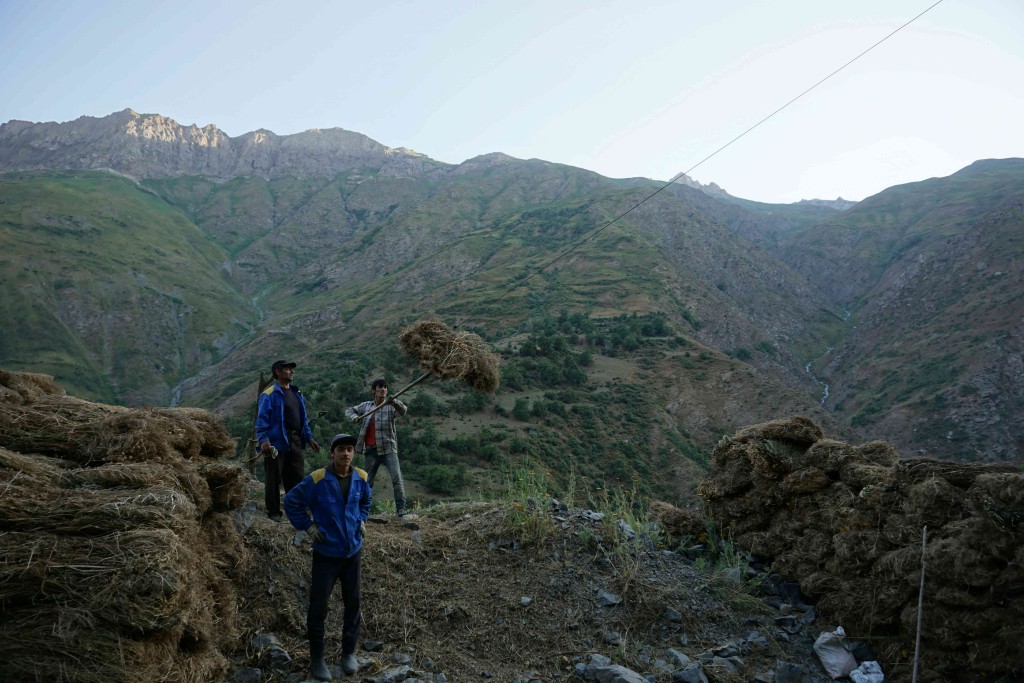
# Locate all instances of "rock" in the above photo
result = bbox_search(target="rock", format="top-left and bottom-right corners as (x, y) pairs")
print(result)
(228, 667), (263, 683)
(392, 652), (413, 665)
(775, 659), (813, 683)
(410, 532), (424, 543)
(712, 641), (741, 658)
(593, 664), (649, 683)
(671, 664), (708, 683)
(664, 607), (683, 623)
(603, 631), (622, 645)
(597, 590), (622, 607)
(667, 648), (692, 668)
(618, 519), (636, 539)
(365, 665), (411, 683)
(251, 633), (291, 669)
(520, 596), (533, 606)
(363, 640), (384, 652)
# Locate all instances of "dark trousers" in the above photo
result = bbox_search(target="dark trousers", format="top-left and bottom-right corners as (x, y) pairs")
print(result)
(308, 550), (361, 655)
(265, 438), (304, 516)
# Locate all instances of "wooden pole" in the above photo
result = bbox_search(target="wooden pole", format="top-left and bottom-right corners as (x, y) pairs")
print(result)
(912, 525), (928, 683)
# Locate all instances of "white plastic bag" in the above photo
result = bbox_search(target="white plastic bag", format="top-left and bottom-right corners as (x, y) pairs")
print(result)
(813, 626), (858, 679)
(850, 660), (885, 683)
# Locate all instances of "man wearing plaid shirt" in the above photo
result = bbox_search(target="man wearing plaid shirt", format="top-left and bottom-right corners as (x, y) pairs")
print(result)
(345, 378), (410, 516)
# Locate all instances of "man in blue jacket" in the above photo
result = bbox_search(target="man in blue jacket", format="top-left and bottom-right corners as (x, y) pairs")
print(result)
(285, 433), (371, 681)
(256, 359), (320, 520)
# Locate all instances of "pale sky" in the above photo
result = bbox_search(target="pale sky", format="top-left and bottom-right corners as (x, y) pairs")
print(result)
(1, 0), (1022, 203)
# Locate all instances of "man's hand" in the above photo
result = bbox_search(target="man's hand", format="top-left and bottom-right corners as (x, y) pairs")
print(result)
(352, 414), (363, 424)
(309, 439), (320, 453)
(306, 523), (325, 544)
(260, 441), (272, 456)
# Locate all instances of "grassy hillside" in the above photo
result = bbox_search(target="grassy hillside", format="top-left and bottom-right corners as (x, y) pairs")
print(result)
(0, 170), (253, 403)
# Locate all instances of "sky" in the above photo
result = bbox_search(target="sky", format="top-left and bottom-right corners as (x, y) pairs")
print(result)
(1, 0), (1022, 203)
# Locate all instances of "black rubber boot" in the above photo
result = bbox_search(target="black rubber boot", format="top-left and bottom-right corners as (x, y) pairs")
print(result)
(341, 652), (358, 675)
(310, 639), (332, 681)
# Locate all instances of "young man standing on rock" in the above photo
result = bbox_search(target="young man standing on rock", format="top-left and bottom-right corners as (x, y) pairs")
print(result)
(285, 433), (371, 680)
(256, 359), (321, 521)
(344, 378), (410, 516)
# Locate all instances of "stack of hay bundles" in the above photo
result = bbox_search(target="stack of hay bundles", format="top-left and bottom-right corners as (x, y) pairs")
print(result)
(698, 416), (1023, 681)
(0, 370), (249, 683)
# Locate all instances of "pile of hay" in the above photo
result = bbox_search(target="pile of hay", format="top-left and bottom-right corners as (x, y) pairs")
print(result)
(697, 416), (1024, 681)
(0, 370), (250, 683)
(399, 319), (501, 393)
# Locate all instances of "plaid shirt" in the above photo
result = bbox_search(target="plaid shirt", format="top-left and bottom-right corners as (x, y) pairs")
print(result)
(344, 398), (407, 456)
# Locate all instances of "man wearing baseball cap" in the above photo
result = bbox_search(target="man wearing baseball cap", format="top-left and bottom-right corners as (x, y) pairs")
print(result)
(285, 433), (371, 680)
(256, 359), (321, 520)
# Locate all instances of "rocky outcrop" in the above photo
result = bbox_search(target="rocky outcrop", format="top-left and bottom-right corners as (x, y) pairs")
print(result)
(0, 109), (447, 179)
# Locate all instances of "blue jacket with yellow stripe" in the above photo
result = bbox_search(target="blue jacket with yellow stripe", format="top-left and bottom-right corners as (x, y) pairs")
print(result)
(284, 464), (371, 558)
(256, 382), (315, 452)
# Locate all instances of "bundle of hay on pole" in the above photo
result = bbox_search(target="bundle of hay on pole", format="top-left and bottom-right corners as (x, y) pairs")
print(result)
(0, 369), (250, 683)
(399, 319), (501, 393)
(697, 416), (1024, 681)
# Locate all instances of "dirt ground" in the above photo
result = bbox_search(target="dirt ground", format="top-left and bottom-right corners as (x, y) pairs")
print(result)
(231, 492), (839, 683)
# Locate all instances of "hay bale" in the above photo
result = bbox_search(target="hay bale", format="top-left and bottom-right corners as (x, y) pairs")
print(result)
(729, 415), (823, 447)
(838, 460), (890, 490)
(853, 440), (899, 467)
(647, 501), (707, 541)
(0, 369), (63, 403)
(969, 472), (1024, 510)
(399, 319), (501, 393)
(906, 477), (968, 526)
(893, 458), (1019, 488)
(781, 467), (831, 495)
(802, 438), (855, 474)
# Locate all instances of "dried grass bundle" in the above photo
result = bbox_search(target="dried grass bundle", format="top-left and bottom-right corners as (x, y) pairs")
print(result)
(399, 319), (501, 393)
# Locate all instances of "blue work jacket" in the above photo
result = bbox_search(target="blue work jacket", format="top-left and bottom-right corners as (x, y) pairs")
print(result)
(255, 382), (315, 452)
(284, 465), (371, 558)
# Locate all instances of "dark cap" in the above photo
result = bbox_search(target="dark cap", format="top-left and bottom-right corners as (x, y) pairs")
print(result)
(271, 360), (297, 373)
(370, 377), (388, 389)
(330, 433), (358, 450)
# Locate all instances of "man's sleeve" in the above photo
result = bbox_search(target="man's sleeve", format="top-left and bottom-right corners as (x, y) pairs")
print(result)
(360, 479), (372, 522)
(284, 476), (313, 531)
(255, 393), (271, 445)
(392, 399), (408, 417)
(343, 403), (361, 422)
(301, 396), (315, 444)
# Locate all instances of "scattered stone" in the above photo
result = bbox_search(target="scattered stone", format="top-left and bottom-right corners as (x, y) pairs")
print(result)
(392, 652), (413, 665)
(603, 630), (622, 645)
(678, 633), (689, 646)
(410, 532), (424, 543)
(666, 648), (691, 668)
(664, 607), (683, 623)
(363, 640), (384, 652)
(404, 521), (421, 530)
(520, 596), (533, 606)
(251, 633), (291, 669)
(228, 667), (263, 683)
(365, 665), (412, 683)
(597, 590), (622, 606)
(581, 510), (605, 521)
(711, 641), (741, 658)
(617, 519), (636, 539)
(775, 659), (812, 683)
(671, 664), (708, 683)
(421, 657), (436, 671)
(591, 664), (649, 683)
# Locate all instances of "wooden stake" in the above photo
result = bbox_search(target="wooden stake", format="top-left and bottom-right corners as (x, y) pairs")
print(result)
(912, 525), (928, 683)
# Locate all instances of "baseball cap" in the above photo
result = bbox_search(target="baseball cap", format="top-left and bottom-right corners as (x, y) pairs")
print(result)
(271, 360), (297, 373)
(330, 433), (358, 450)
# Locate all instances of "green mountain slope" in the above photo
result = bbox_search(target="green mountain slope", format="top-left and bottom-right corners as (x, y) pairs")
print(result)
(782, 159), (1024, 460)
(0, 170), (254, 404)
